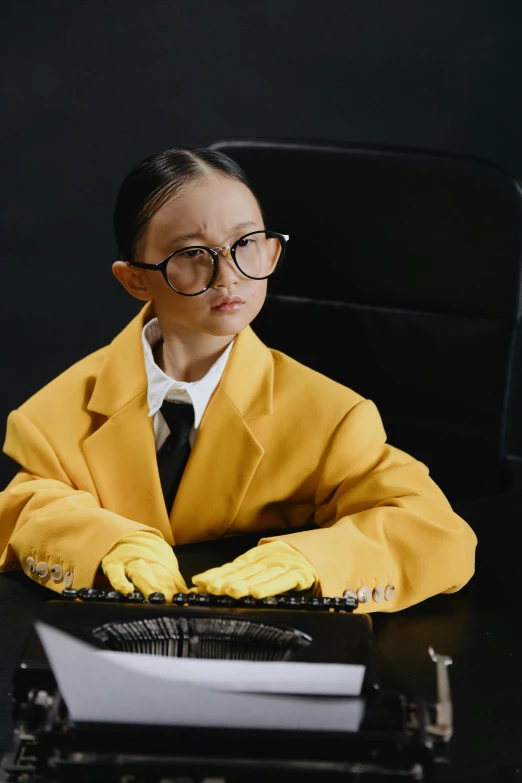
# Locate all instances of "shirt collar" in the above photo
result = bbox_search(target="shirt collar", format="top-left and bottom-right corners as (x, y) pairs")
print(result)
(141, 318), (234, 429)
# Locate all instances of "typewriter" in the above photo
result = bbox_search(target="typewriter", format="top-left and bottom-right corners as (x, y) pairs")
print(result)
(2, 536), (454, 782)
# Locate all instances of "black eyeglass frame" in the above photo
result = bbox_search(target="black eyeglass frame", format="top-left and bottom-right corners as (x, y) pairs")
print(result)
(125, 230), (289, 297)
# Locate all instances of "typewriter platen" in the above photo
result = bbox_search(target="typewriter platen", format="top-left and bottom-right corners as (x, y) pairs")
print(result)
(3, 588), (454, 783)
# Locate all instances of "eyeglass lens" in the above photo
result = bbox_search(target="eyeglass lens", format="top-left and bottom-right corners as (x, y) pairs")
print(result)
(166, 231), (282, 294)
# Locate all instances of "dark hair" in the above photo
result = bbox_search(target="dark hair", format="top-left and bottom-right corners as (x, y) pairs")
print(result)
(113, 147), (256, 262)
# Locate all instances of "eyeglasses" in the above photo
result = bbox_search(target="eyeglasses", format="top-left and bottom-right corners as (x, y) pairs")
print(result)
(126, 230), (289, 296)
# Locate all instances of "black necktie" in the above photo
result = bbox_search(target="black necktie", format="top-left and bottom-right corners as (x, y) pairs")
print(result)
(157, 400), (194, 512)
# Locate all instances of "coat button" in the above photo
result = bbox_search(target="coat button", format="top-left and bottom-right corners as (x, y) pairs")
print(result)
(26, 556), (36, 573)
(357, 586), (371, 603)
(343, 589), (357, 600)
(372, 586), (384, 602)
(63, 570), (74, 588)
(50, 564), (63, 582)
(36, 562), (49, 578)
(385, 584), (396, 601)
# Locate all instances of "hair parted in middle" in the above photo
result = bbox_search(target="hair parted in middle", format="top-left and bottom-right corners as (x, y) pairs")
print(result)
(113, 147), (260, 262)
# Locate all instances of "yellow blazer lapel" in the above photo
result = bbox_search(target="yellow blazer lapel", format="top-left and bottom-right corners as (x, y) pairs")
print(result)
(83, 393), (173, 543)
(84, 305), (174, 544)
(170, 327), (274, 544)
(83, 307), (274, 547)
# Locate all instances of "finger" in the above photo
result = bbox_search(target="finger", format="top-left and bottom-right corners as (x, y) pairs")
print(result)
(193, 561), (268, 590)
(195, 573), (244, 594)
(192, 562), (240, 586)
(224, 582), (251, 599)
(249, 572), (305, 599)
(218, 562), (268, 583)
(198, 579), (234, 596)
(233, 565), (286, 588)
(149, 564), (189, 597)
(196, 573), (254, 597)
(210, 578), (251, 599)
(199, 566), (282, 599)
(220, 567), (288, 599)
(292, 569), (316, 591)
(194, 566), (266, 595)
(173, 573), (189, 594)
(126, 560), (165, 598)
(102, 561), (136, 595)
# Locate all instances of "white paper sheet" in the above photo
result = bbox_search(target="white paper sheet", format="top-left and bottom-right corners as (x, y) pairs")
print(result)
(36, 622), (365, 731)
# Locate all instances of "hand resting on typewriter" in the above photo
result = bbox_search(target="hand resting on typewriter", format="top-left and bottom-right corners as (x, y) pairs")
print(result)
(101, 531), (188, 600)
(192, 540), (318, 599)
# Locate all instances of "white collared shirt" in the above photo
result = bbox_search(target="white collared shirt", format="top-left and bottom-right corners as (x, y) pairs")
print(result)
(142, 318), (234, 451)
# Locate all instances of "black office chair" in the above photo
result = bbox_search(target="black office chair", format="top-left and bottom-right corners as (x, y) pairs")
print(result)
(210, 139), (522, 501)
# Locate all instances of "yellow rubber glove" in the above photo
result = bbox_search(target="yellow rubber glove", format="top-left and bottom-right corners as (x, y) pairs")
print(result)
(192, 541), (318, 599)
(101, 531), (187, 600)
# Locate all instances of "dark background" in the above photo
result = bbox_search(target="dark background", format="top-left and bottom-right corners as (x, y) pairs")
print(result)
(2, 0), (522, 488)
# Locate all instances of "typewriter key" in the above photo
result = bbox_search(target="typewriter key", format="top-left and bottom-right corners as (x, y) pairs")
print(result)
(148, 592), (165, 604)
(78, 588), (101, 601)
(123, 590), (145, 602)
(172, 592), (188, 606)
(278, 595), (298, 608)
(239, 596), (261, 607)
(215, 595), (235, 607)
(61, 588), (78, 600)
(192, 593), (212, 606)
(262, 596), (278, 607)
(308, 597), (323, 610)
(103, 590), (123, 602)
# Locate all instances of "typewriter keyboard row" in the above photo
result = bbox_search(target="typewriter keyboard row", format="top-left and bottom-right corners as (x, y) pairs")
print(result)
(61, 587), (358, 612)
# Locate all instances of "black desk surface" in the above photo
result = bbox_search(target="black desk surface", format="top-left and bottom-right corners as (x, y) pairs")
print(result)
(1, 493), (521, 783)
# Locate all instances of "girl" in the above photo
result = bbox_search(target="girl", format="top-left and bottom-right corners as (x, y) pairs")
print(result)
(0, 147), (476, 611)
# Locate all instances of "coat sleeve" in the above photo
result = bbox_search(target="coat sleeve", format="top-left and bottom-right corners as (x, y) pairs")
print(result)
(261, 399), (477, 612)
(0, 410), (164, 594)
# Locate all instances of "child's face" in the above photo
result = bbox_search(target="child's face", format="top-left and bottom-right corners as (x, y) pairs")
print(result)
(117, 174), (268, 340)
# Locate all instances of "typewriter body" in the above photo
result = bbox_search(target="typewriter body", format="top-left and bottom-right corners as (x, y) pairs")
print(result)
(3, 587), (454, 783)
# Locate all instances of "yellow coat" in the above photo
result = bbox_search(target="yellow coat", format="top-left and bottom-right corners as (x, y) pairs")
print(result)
(0, 305), (476, 611)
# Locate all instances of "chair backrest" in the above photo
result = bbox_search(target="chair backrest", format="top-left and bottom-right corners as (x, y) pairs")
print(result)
(210, 139), (522, 501)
